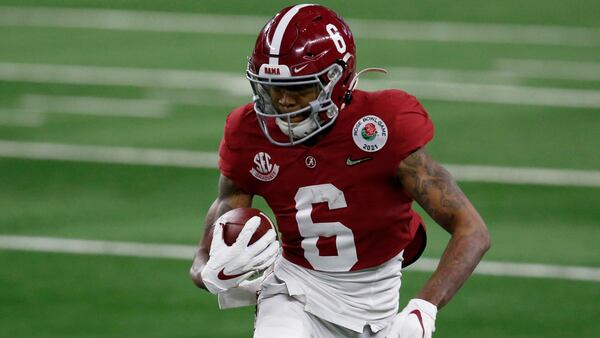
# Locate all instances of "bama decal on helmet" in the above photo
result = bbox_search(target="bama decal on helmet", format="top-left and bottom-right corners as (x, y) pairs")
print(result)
(250, 152), (280, 181)
(258, 64), (291, 77)
(352, 115), (388, 153)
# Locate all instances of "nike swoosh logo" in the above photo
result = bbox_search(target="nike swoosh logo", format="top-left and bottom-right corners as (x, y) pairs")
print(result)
(409, 309), (426, 338)
(217, 268), (246, 280)
(346, 156), (372, 166)
(293, 64), (309, 73)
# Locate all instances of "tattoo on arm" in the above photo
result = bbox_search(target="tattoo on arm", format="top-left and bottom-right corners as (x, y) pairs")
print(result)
(397, 149), (490, 308)
(398, 149), (467, 231)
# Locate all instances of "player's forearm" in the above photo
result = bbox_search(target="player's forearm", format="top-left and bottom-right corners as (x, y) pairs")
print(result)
(416, 219), (490, 309)
(190, 201), (220, 290)
(397, 149), (491, 307)
(189, 199), (232, 290)
(190, 249), (209, 290)
(190, 176), (253, 290)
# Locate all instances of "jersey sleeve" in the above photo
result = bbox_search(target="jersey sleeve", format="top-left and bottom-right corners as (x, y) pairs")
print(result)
(218, 105), (256, 194)
(218, 112), (238, 177)
(385, 90), (434, 161)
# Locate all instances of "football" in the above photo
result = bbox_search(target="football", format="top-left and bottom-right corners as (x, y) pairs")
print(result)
(210, 207), (275, 246)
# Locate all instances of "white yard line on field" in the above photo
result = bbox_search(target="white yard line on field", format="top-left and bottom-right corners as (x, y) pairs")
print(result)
(21, 94), (170, 118)
(2, 63), (600, 108)
(495, 59), (600, 82)
(0, 63), (247, 94)
(409, 257), (600, 283)
(348, 18), (600, 47)
(0, 140), (218, 168)
(360, 79), (600, 109)
(143, 88), (249, 107)
(0, 140), (599, 188)
(1, 6), (600, 47)
(1, 234), (599, 282)
(0, 235), (193, 260)
(444, 164), (600, 187)
(386, 67), (522, 85)
(0, 108), (44, 127)
(0, 6), (266, 35)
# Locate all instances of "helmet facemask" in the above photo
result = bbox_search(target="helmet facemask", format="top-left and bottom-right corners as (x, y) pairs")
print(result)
(247, 62), (344, 146)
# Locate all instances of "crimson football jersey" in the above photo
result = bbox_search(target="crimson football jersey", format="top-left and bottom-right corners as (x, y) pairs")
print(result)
(219, 89), (434, 272)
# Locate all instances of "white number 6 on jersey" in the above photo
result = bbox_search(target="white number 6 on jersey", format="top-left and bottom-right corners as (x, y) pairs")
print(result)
(295, 183), (357, 271)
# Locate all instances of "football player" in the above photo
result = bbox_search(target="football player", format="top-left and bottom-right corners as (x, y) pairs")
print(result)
(190, 4), (490, 338)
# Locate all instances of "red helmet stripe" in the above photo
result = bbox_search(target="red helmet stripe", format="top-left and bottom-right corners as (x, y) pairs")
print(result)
(268, 4), (314, 65)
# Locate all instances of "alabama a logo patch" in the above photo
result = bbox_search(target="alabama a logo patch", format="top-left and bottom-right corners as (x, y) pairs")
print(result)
(250, 152), (279, 182)
(352, 115), (388, 152)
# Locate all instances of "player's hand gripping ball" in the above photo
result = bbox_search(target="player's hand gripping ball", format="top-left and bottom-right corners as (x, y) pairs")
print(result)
(201, 208), (280, 294)
(207, 208), (274, 246)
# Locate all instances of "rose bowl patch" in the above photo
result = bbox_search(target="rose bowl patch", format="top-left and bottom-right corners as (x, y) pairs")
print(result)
(352, 115), (388, 152)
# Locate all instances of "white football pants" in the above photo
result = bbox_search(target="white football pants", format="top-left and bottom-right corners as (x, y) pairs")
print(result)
(254, 294), (392, 338)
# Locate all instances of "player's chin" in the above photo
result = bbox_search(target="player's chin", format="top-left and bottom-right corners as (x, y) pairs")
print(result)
(290, 116), (308, 123)
(278, 112), (309, 123)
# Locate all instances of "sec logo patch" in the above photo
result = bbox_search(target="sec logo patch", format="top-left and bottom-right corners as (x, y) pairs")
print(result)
(250, 152), (279, 181)
(352, 115), (388, 152)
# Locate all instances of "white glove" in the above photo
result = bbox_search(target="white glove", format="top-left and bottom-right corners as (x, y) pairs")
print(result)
(388, 298), (437, 338)
(217, 264), (275, 309)
(201, 216), (279, 294)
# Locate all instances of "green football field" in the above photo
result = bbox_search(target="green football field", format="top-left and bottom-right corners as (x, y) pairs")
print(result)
(1, 1), (599, 337)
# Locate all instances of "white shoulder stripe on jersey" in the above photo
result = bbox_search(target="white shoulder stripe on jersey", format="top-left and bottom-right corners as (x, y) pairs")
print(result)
(268, 4), (314, 65)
